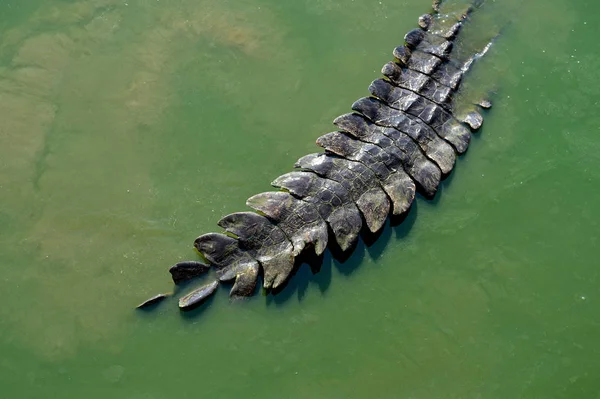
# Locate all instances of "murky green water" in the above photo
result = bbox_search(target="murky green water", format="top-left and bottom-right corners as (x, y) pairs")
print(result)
(1, 0), (599, 397)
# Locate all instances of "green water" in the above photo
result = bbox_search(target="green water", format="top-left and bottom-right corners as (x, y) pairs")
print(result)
(1, 0), (600, 397)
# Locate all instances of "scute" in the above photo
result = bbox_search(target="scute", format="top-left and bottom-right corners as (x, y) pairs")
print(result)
(296, 153), (391, 233)
(247, 191), (329, 257)
(178, 280), (219, 311)
(218, 211), (295, 289)
(334, 112), (441, 198)
(193, 233), (260, 296)
(351, 97), (456, 174)
(169, 261), (210, 284)
(272, 171), (363, 251)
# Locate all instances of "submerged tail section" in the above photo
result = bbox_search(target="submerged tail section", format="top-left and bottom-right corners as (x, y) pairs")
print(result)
(138, 0), (499, 313)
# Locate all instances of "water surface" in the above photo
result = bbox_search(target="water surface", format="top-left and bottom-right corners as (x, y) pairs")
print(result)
(1, 0), (599, 397)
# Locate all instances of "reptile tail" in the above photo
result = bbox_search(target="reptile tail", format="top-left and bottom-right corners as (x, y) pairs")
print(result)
(138, 0), (501, 311)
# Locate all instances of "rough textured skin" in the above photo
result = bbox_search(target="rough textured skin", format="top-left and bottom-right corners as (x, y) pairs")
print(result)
(463, 111), (484, 130)
(272, 171), (363, 251)
(368, 79), (471, 153)
(333, 113), (441, 198)
(316, 131), (416, 215)
(193, 233), (258, 282)
(405, 28), (453, 59)
(431, 60), (465, 89)
(382, 61), (452, 108)
(178, 280), (219, 310)
(229, 265), (259, 298)
(295, 153), (391, 233)
(400, 47), (442, 76)
(246, 191), (329, 257)
(418, 13), (433, 29)
(169, 261), (211, 284)
(218, 212), (294, 289)
(137, 0), (497, 312)
(351, 97), (456, 174)
(136, 294), (169, 309)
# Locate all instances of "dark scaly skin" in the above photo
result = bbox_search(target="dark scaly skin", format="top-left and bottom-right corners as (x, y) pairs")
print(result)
(324, 126), (436, 198)
(218, 212), (295, 289)
(405, 28), (453, 59)
(169, 261), (210, 284)
(430, 59), (465, 90)
(137, 293), (169, 309)
(369, 78), (471, 153)
(394, 5), (469, 91)
(317, 132), (391, 178)
(137, 1), (496, 310)
(246, 191), (329, 258)
(351, 97), (456, 174)
(383, 9), (477, 113)
(462, 111), (484, 130)
(333, 113), (441, 198)
(178, 280), (219, 310)
(396, 46), (443, 76)
(193, 233), (260, 298)
(295, 153), (391, 233)
(417, 33), (454, 58)
(383, 17), (469, 151)
(325, 123), (439, 197)
(381, 61), (453, 109)
(390, 48), (470, 143)
(382, 6), (490, 147)
(316, 132), (416, 216)
(272, 171), (363, 252)
(393, 48), (463, 92)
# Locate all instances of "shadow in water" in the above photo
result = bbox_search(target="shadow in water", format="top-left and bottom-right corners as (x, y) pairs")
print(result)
(135, 295), (171, 313)
(264, 249), (331, 306)
(179, 292), (218, 320)
(333, 236), (367, 277)
(171, 273), (213, 296)
(169, 168), (461, 319)
(262, 196), (422, 310)
(426, 162), (458, 207)
(363, 200), (419, 266)
(147, 270), (233, 321)
(392, 199), (419, 240)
